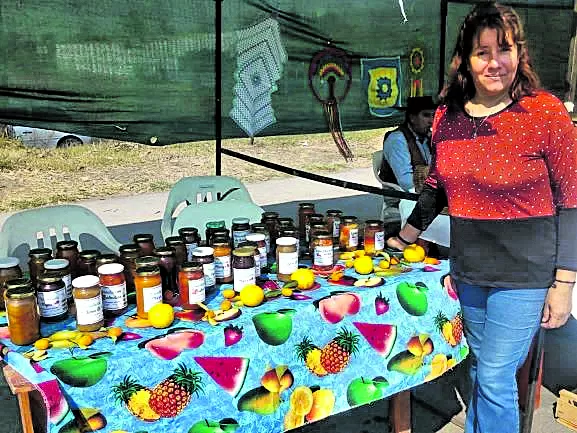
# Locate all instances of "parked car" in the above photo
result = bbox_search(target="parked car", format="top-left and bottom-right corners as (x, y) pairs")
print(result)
(10, 125), (92, 148)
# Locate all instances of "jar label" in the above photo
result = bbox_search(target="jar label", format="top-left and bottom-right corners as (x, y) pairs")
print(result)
(254, 259), (261, 277)
(203, 262), (216, 287)
(375, 231), (385, 251)
(38, 288), (68, 317)
(143, 284), (163, 312)
(62, 273), (73, 299)
(75, 296), (104, 325)
(233, 267), (256, 292)
(278, 252), (298, 274)
(258, 247), (267, 269)
(233, 229), (250, 248)
(186, 243), (199, 261)
(314, 245), (334, 266)
(188, 278), (206, 304)
(332, 219), (341, 238)
(305, 224), (311, 243)
(101, 282), (128, 310)
(349, 228), (359, 247)
(215, 255), (232, 278)
(264, 234), (271, 254)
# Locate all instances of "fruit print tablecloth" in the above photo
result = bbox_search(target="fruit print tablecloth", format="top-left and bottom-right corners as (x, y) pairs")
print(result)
(0, 258), (469, 433)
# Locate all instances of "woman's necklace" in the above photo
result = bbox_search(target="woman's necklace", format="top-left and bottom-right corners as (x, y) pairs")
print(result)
(466, 94), (512, 139)
(471, 114), (490, 139)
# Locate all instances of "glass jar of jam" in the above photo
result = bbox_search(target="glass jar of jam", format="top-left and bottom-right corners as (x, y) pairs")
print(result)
(164, 236), (187, 268)
(212, 228), (231, 244)
(0, 257), (23, 310)
(326, 209), (343, 242)
(98, 263), (128, 317)
(204, 221), (226, 247)
(4, 279), (40, 345)
(192, 247), (216, 294)
(154, 247), (179, 306)
(119, 243), (141, 256)
(72, 275), (104, 332)
(277, 217), (295, 230)
(364, 220), (385, 256)
(37, 272), (69, 322)
(135, 255), (160, 269)
(133, 234), (155, 256)
(27, 248), (52, 288)
(134, 265), (163, 319)
(239, 241), (261, 277)
(246, 233), (267, 273)
(312, 231), (334, 271)
(232, 247), (256, 292)
(232, 217), (251, 248)
(298, 203), (315, 240)
(178, 262), (205, 309)
(119, 247), (140, 295)
(276, 237), (298, 282)
(55, 240), (80, 278)
(212, 239), (233, 284)
(96, 253), (118, 268)
(77, 249), (100, 277)
(251, 223), (271, 256)
(309, 222), (328, 257)
(306, 214), (325, 244)
(178, 227), (201, 260)
(44, 258), (73, 303)
(340, 216), (359, 252)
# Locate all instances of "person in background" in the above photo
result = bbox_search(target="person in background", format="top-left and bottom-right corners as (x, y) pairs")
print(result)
(387, 2), (576, 433)
(380, 95), (436, 193)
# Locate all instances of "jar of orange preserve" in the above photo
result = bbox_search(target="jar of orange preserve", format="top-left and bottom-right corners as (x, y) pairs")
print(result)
(98, 263), (128, 317)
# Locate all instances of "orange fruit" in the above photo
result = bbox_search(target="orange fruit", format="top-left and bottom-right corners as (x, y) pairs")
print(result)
(281, 288), (293, 297)
(107, 327), (123, 338)
(222, 289), (236, 299)
(220, 300), (232, 311)
(77, 334), (94, 347)
(34, 338), (51, 350)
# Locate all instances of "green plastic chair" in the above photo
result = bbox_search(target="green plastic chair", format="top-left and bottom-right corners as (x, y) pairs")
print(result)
(0, 205), (122, 269)
(171, 200), (264, 239)
(162, 176), (255, 240)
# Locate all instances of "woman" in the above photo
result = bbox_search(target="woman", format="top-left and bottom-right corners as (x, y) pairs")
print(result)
(387, 2), (576, 432)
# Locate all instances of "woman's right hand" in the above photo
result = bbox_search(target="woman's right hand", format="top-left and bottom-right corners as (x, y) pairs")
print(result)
(386, 236), (407, 251)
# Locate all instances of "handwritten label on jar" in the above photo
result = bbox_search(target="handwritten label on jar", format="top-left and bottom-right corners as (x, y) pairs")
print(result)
(258, 247), (267, 269)
(143, 284), (163, 313)
(375, 231), (385, 251)
(202, 262), (216, 287)
(349, 228), (359, 248)
(233, 267), (256, 292)
(188, 279), (205, 303)
(332, 220), (341, 238)
(186, 243), (199, 261)
(254, 256), (261, 277)
(75, 296), (104, 325)
(37, 289), (68, 317)
(215, 255), (232, 278)
(314, 246), (334, 267)
(278, 252), (298, 275)
(233, 230), (250, 248)
(101, 283), (128, 310)
(62, 273), (73, 299)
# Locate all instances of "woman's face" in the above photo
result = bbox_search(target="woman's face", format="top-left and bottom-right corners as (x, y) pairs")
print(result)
(468, 27), (519, 102)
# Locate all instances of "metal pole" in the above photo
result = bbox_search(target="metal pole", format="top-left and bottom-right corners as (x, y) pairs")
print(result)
(439, 0), (448, 94)
(566, 0), (577, 106)
(215, 0), (223, 175)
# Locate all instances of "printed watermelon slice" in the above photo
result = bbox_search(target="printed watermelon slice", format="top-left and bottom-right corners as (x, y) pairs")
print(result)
(352, 322), (397, 358)
(194, 356), (249, 397)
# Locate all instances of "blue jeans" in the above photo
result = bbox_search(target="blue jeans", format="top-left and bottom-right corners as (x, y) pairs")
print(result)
(456, 282), (548, 433)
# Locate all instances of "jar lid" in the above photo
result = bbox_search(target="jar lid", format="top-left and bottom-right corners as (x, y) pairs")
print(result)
(232, 217), (250, 225)
(28, 248), (52, 259)
(135, 265), (160, 276)
(309, 213), (325, 220)
(180, 261), (203, 272)
(206, 221), (226, 229)
(98, 263), (125, 275)
(79, 250), (101, 260)
(342, 215), (358, 222)
(96, 253), (118, 265)
(165, 236), (184, 246)
(72, 275), (100, 288)
(178, 227), (199, 236)
(0, 257), (20, 268)
(56, 240), (78, 250)
(133, 233), (154, 242)
(5, 278), (32, 290)
(326, 209), (343, 215)
(153, 246), (176, 256)
(310, 223), (327, 229)
(192, 247), (215, 257)
(276, 237), (297, 246)
(232, 247), (257, 257)
(279, 228), (298, 236)
(211, 236), (230, 245)
(135, 256), (160, 267)
(313, 231), (332, 239)
(5, 285), (35, 299)
(298, 203), (315, 209)
(365, 219), (383, 227)
(44, 258), (69, 270)
(246, 233), (265, 242)
(238, 241), (257, 249)
(278, 218), (294, 226)
(261, 211), (279, 219)
(119, 243), (140, 254)
(38, 272), (65, 284)
(250, 223), (266, 230)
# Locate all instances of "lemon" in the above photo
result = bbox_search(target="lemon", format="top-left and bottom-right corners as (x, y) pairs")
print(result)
(239, 284), (265, 307)
(34, 338), (51, 350)
(148, 303), (174, 329)
(290, 268), (315, 290)
(222, 289), (236, 299)
(281, 288), (293, 297)
(353, 255), (374, 275)
(378, 259), (390, 269)
(403, 244), (426, 263)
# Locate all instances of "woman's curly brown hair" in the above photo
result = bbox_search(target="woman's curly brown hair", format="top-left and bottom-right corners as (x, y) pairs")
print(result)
(440, 1), (540, 112)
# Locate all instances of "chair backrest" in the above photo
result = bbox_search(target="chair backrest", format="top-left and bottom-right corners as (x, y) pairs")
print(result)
(161, 176), (254, 241)
(172, 200), (265, 240)
(0, 205), (122, 269)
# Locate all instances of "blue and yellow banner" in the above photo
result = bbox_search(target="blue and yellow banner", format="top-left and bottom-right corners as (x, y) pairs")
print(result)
(361, 57), (402, 117)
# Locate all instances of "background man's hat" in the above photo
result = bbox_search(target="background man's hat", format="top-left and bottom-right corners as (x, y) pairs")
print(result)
(406, 96), (437, 114)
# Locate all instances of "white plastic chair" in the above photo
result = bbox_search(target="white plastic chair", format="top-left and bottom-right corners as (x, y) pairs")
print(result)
(372, 150), (404, 223)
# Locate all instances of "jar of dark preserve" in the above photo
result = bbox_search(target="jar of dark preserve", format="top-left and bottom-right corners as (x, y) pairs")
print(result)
(306, 214), (325, 244)
(238, 241), (261, 277)
(37, 272), (69, 322)
(204, 221), (226, 247)
(119, 243), (141, 256)
(154, 247), (179, 306)
(28, 248), (52, 287)
(246, 233), (267, 272)
(192, 247), (216, 294)
(326, 209), (343, 241)
(119, 246), (140, 295)
(298, 203), (315, 240)
(232, 247), (256, 292)
(77, 249), (100, 276)
(164, 236), (187, 268)
(44, 258), (73, 303)
(178, 227), (201, 260)
(135, 256), (161, 270)
(231, 217), (251, 248)
(261, 213), (279, 257)
(0, 257), (23, 310)
(133, 234), (155, 256)
(277, 217), (294, 230)
(251, 223), (270, 256)
(95, 253), (118, 268)
(56, 240), (79, 278)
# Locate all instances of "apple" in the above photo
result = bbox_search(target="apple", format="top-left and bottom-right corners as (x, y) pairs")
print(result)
(346, 377), (383, 406)
(353, 277), (384, 288)
(50, 352), (111, 387)
(252, 309), (295, 345)
(396, 281), (428, 316)
(317, 293), (361, 324)
(188, 418), (239, 433)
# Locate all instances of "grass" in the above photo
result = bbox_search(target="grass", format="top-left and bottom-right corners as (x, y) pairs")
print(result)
(0, 128), (390, 213)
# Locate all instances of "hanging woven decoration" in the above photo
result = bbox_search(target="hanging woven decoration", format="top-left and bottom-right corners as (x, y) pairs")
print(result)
(361, 56), (402, 117)
(308, 47), (354, 161)
(230, 18), (288, 140)
(409, 47), (424, 97)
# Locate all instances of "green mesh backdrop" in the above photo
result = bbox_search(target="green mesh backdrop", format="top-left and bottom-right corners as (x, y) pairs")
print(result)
(0, 0), (573, 145)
